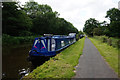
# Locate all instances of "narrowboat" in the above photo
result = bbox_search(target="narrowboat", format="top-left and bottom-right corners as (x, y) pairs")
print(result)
(28, 33), (76, 64)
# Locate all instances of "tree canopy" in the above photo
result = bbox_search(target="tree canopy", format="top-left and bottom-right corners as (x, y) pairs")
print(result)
(2, 1), (78, 36)
(83, 18), (100, 36)
(83, 8), (120, 37)
(2, 2), (32, 36)
(105, 8), (120, 37)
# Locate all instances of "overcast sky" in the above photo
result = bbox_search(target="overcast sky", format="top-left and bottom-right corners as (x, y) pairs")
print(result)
(19, 0), (119, 31)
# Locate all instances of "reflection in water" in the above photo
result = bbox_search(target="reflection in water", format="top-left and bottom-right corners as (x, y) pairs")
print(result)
(2, 44), (35, 79)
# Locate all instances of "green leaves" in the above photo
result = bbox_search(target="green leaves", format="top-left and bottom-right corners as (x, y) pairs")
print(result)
(105, 8), (120, 37)
(84, 8), (120, 37)
(2, 1), (78, 36)
(106, 8), (120, 22)
(24, 1), (78, 35)
(2, 2), (32, 36)
(83, 18), (100, 36)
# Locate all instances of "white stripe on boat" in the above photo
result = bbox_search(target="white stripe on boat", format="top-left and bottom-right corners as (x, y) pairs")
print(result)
(41, 40), (46, 48)
(34, 40), (38, 47)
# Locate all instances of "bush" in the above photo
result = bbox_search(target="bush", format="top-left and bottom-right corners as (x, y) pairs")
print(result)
(109, 37), (120, 48)
(76, 34), (79, 41)
(19, 31), (33, 36)
(2, 34), (20, 45)
(2, 34), (41, 46)
(116, 40), (120, 49)
(93, 36), (120, 48)
(107, 38), (112, 46)
(102, 37), (107, 43)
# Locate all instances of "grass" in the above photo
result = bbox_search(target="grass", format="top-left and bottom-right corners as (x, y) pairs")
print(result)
(89, 37), (119, 75)
(23, 37), (85, 79)
(93, 36), (120, 48)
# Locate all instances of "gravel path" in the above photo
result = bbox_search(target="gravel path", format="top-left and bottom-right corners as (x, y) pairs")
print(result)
(74, 37), (118, 78)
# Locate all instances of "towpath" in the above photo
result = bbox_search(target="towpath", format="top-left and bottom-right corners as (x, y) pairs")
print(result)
(74, 37), (118, 78)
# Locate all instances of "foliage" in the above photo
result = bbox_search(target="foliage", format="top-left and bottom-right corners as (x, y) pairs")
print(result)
(109, 21), (120, 37)
(19, 31), (33, 36)
(2, 1), (78, 37)
(93, 36), (120, 49)
(56, 18), (78, 35)
(109, 37), (120, 48)
(23, 2), (53, 19)
(78, 31), (84, 35)
(93, 28), (102, 36)
(89, 37), (119, 75)
(2, 34), (20, 45)
(76, 31), (84, 41)
(2, 34), (40, 46)
(23, 38), (85, 79)
(23, 1), (78, 35)
(32, 11), (58, 34)
(105, 8), (120, 22)
(2, 2), (32, 36)
(105, 8), (120, 37)
(83, 18), (100, 36)
(83, 8), (120, 38)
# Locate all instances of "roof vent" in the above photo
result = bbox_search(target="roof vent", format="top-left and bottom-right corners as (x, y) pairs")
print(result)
(44, 34), (53, 37)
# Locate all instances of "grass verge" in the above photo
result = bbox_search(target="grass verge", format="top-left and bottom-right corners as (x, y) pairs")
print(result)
(23, 37), (85, 79)
(89, 37), (119, 75)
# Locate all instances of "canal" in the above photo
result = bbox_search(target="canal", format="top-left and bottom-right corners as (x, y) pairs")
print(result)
(2, 44), (37, 79)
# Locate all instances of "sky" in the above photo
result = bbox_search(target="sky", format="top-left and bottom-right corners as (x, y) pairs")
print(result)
(19, 0), (119, 31)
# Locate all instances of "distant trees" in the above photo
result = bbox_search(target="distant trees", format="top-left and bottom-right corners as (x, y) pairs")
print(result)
(2, 1), (78, 36)
(83, 8), (120, 37)
(83, 18), (100, 36)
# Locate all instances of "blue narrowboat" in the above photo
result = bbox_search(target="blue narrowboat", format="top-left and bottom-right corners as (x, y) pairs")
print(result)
(28, 33), (76, 64)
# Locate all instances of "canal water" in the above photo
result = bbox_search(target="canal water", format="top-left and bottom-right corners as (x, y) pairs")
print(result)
(2, 44), (36, 79)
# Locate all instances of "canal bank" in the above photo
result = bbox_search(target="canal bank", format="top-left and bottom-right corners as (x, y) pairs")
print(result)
(22, 38), (85, 79)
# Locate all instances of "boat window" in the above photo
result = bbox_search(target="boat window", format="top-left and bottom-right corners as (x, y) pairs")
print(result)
(61, 41), (65, 47)
(69, 40), (71, 44)
(51, 39), (56, 51)
(73, 38), (76, 42)
(48, 39), (50, 51)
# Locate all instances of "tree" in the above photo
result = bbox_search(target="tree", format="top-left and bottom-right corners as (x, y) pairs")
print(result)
(24, 1), (78, 35)
(83, 18), (100, 36)
(98, 21), (110, 36)
(23, 1), (53, 19)
(24, 1), (60, 35)
(106, 8), (120, 22)
(32, 11), (58, 34)
(2, 2), (32, 36)
(109, 21), (120, 37)
(105, 8), (120, 37)
(93, 28), (102, 36)
(2, 1), (78, 36)
(56, 18), (78, 35)
(78, 31), (83, 35)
